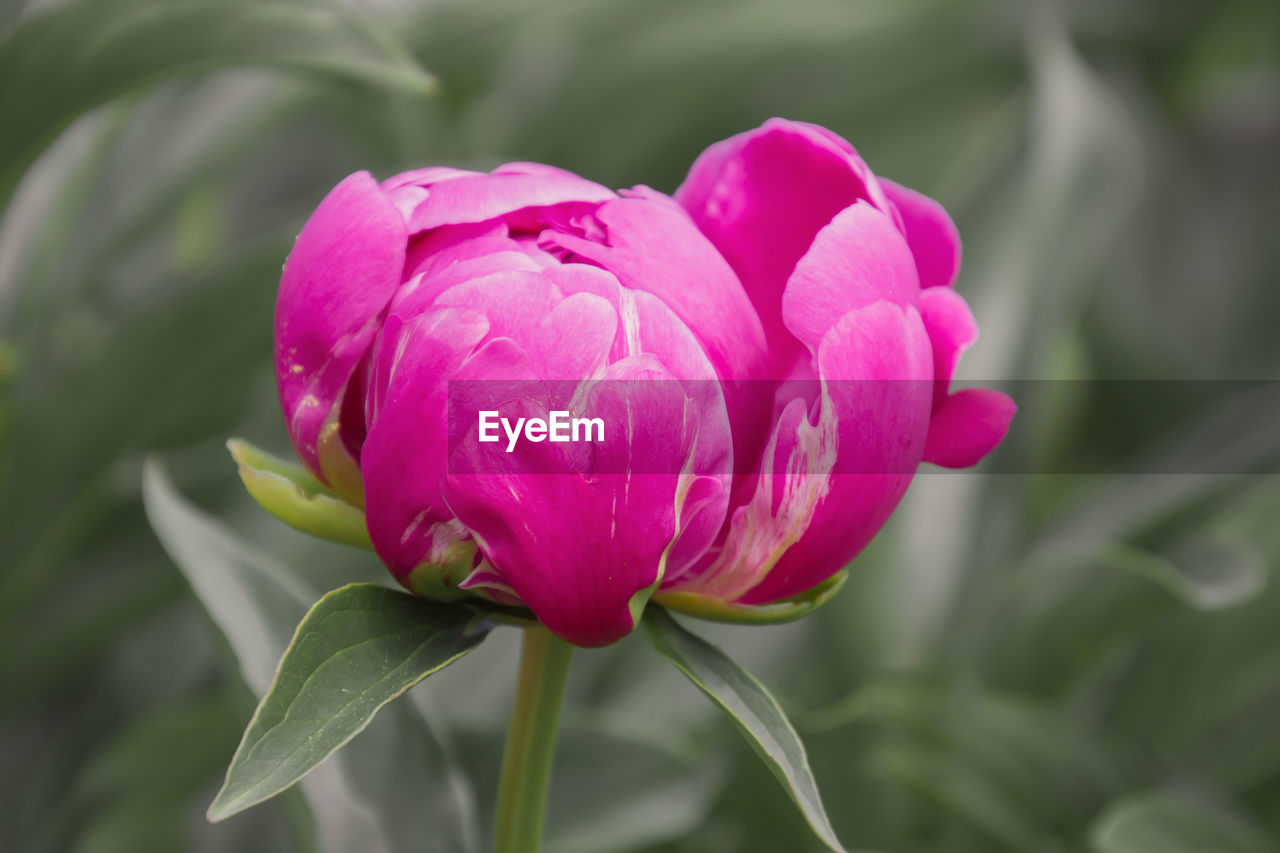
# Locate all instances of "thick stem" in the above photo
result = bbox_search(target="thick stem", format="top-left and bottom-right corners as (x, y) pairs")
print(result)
(492, 625), (574, 853)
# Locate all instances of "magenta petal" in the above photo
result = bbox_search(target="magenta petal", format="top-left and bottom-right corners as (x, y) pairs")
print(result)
(361, 307), (491, 580)
(525, 292), (619, 380)
(677, 301), (933, 603)
(405, 171), (616, 234)
(675, 118), (894, 357)
(541, 197), (769, 381)
(740, 303), (933, 603)
(782, 201), (919, 355)
(917, 289), (1014, 467)
(919, 286), (979, 409)
(882, 178), (962, 289)
(381, 166), (481, 191)
(445, 355), (728, 646)
(394, 226), (549, 323)
(275, 171), (405, 485)
(432, 270), (562, 349)
(543, 201), (772, 478)
(923, 388), (1015, 468)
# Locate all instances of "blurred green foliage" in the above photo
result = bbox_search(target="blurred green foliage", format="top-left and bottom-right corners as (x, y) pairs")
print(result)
(2, 0), (1279, 851)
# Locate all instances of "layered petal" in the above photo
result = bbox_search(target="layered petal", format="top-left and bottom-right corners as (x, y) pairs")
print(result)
(675, 118), (894, 359)
(361, 306), (492, 585)
(882, 178), (962, 289)
(918, 287), (1016, 468)
(673, 301), (933, 603)
(444, 354), (728, 646)
(540, 195), (769, 381)
(781, 201), (920, 353)
(397, 167), (616, 235)
(919, 286), (978, 409)
(740, 301), (934, 603)
(275, 171), (406, 497)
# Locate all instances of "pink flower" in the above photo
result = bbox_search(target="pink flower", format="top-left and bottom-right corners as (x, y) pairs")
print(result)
(274, 119), (1014, 647)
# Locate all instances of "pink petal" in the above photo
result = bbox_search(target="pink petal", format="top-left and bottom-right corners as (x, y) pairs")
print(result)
(540, 196), (769, 382)
(405, 171), (616, 234)
(393, 224), (550, 322)
(360, 306), (492, 581)
(381, 166), (481, 192)
(781, 201), (920, 355)
(919, 286), (979, 409)
(674, 301), (933, 603)
(882, 178), (962, 289)
(674, 118), (894, 359)
(923, 388), (1016, 469)
(431, 270), (562, 349)
(525, 292), (619, 381)
(741, 302), (933, 603)
(444, 355), (730, 646)
(275, 171), (405, 488)
(541, 197), (772, 468)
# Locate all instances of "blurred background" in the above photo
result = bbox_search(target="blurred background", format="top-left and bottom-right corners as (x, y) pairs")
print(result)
(2, 0), (1279, 851)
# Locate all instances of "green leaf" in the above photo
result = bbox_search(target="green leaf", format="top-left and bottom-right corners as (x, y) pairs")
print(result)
(143, 459), (482, 850)
(642, 607), (848, 853)
(1090, 791), (1276, 853)
(208, 583), (489, 821)
(228, 438), (372, 549)
(0, 0), (436, 207)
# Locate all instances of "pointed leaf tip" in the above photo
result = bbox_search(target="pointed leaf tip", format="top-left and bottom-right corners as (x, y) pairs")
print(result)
(208, 583), (488, 821)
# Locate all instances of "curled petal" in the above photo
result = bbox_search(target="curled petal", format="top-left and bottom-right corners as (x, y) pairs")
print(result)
(917, 287), (1015, 468)
(919, 285), (979, 409)
(381, 166), (481, 191)
(881, 178), (962, 289)
(782, 201), (919, 355)
(541, 196), (769, 382)
(404, 171), (616, 234)
(675, 118), (894, 357)
(675, 301), (933, 604)
(740, 302), (933, 603)
(275, 171), (405, 493)
(923, 388), (1016, 469)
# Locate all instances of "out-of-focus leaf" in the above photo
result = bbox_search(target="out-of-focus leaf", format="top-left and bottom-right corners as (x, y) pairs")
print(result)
(0, 0), (435, 206)
(869, 740), (1045, 853)
(973, 541), (1265, 696)
(452, 718), (721, 853)
(1097, 489), (1280, 794)
(643, 607), (848, 853)
(228, 438), (372, 549)
(0, 551), (182, 710)
(207, 583), (488, 821)
(142, 460), (482, 853)
(69, 700), (245, 853)
(805, 675), (1130, 850)
(76, 700), (241, 801)
(1090, 791), (1276, 853)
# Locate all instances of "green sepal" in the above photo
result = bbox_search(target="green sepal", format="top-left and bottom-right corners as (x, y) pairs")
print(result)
(652, 570), (847, 625)
(227, 438), (371, 549)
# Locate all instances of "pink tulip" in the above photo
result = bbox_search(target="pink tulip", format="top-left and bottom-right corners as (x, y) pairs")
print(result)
(274, 119), (1014, 647)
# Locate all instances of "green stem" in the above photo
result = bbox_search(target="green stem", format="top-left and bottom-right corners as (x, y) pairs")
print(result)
(492, 625), (574, 853)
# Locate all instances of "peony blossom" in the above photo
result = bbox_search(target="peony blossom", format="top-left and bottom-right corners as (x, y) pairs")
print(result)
(274, 118), (1014, 647)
